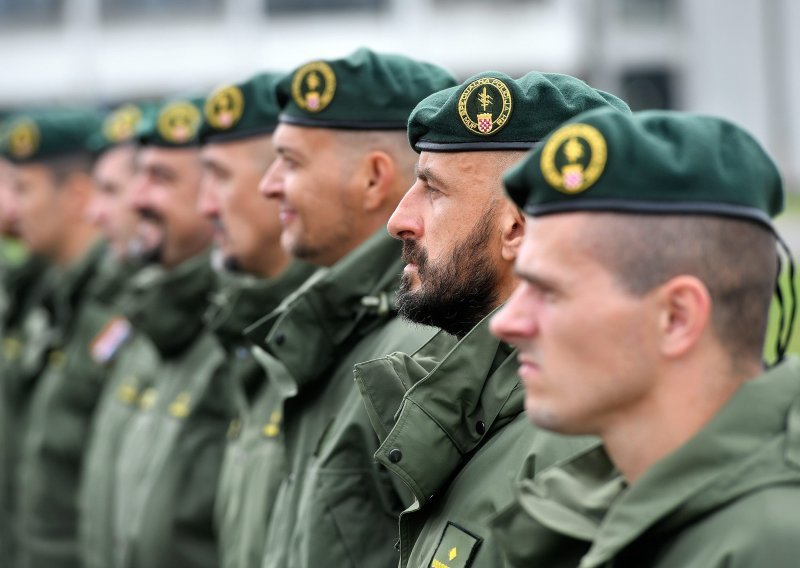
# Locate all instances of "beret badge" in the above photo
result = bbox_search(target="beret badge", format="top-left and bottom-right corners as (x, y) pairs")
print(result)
(540, 123), (607, 194)
(205, 85), (245, 130)
(458, 77), (512, 136)
(291, 61), (336, 113)
(8, 119), (39, 159)
(157, 101), (202, 144)
(103, 104), (143, 144)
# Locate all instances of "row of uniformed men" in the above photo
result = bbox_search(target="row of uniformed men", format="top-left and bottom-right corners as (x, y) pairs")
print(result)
(0, 47), (798, 568)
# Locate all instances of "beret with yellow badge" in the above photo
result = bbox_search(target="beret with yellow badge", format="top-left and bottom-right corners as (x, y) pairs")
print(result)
(0, 107), (103, 163)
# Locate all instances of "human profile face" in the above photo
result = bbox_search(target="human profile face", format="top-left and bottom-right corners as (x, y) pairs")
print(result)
(258, 124), (362, 267)
(387, 151), (509, 337)
(490, 213), (657, 435)
(0, 158), (20, 237)
(12, 164), (70, 259)
(87, 144), (140, 261)
(128, 146), (213, 267)
(199, 137), (281, 276)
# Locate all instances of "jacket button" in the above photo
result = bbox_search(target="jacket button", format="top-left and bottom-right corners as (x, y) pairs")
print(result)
(274, 332), (286, 346)
(476, 420), (486, 435)
(388, 448), (403, 463)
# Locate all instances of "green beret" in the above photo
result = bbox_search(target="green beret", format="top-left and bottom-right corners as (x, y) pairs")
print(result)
(138, 96), (204, 148)
(88, 102), (156, 154)
(0, 107), (104, 164)
(201, 72), (286, 144)
(276, 47), (457, 130)
(408, 71), (630, 152)
(503, 108), (783, 229)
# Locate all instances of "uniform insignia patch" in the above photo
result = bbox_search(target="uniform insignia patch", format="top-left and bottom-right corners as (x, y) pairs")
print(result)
(48, 349), (66, 369)
(103, 104), (143, 144)
(157, 100), (202, 144)
(428, 522), (481, 568)
(116, 376), (140, 405)
(205, 85), (245, 130)
(291, 61), (337, 113)
(7, 118), (40, 159)
(458, 77), (512, 136)
(139, 387), (158, 410)
(90, 317), (132, 364)
(540, 123), (607, 194)
(169, 391), (192, 418)
(262, 410), (282, 438)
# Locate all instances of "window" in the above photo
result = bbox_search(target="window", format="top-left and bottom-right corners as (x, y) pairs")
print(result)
(265, 0), (388, 16)
(101, 0), (222, 20)
(0, 0), (62, 25)
(620, 68), (675, 110)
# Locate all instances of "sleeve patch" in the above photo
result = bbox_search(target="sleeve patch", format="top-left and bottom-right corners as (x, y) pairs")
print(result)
(428, 522), (482, 568)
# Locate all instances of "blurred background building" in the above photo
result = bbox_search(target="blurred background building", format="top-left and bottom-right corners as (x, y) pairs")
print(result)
(0, 0), (798, 187)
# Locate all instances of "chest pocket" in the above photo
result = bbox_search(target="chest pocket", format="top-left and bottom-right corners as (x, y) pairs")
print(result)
(428, 522), (482, 568)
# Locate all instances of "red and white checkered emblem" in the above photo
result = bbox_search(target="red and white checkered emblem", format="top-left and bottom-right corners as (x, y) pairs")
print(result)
(477, 113), (493, 133)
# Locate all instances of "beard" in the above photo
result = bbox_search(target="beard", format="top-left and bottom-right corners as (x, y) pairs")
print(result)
(397, 209), (501, 339)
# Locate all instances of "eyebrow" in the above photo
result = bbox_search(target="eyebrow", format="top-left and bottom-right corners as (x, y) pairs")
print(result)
(415, 164), (447, 189)
(514, 267), (558, 291)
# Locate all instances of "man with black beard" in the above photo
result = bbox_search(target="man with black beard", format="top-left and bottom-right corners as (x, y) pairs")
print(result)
(354, 71), (631, 567)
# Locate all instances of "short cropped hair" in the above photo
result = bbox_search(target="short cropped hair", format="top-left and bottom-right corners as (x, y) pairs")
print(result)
(584, 213), (777, 364)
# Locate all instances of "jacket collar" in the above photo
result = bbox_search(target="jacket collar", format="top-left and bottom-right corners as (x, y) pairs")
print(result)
(245, 230), (404, 391)
(205, 260), (315, 351)
(122, 250), (216, 357)
(44, 240), (107, 333)
(354, 306), (521, 505)
(501, 359), (800, 568)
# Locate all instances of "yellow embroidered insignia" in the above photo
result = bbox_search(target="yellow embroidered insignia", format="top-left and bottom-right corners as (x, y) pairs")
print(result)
(3, 337), (22, 361)
(48, 349), (66, 369)
(262, 410), (282, 438)
(458, 77), (512, 136)
(227, 418), (242, 440)
(157, 101), (201, 144)
(139, 387), (158, 410)
(116, 377), (140, 405)
(428, 522), (481, 568)
(103, 104), (143, 143)
(204, 85), (245, 130)
(7, 119), (40, 159)
(291, 61), (337, 113)
(169, 392), (192, 418)
(540, 123), (607, 194)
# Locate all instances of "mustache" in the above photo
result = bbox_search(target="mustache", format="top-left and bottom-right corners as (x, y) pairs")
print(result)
(137, 207), (163, 223)
(401, 239), (427, 270)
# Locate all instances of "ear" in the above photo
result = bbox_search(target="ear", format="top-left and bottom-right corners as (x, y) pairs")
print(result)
(361, 151), (395, 212)
(58, 171), (95, 214)
(499, 199), (526, 262)
(656, 275), (712, 358)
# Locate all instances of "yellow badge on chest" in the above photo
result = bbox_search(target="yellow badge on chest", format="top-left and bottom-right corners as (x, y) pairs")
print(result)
(169, 391), (192, 418)
(428, 523), (481, 568)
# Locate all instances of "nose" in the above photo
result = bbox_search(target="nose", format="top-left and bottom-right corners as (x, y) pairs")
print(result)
(127, 173), (151, 211)
(197, 177), (220, 219)
(258, 159), (284, 201)
(387, 183), (423, 241)
(490, 283), (539, 344)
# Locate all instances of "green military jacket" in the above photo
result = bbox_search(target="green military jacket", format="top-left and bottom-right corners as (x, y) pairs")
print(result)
(0, 254), (50, 562)
(490, 358), (800, 568)
(246, 230), (437, 568)
(112, 252), (232, 568)
(14, 242), (118, 568)
(354, 309), (595, 568)
(210, 262), (314, 568)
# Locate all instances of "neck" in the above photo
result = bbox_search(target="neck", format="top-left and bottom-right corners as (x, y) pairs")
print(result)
(602, 353), (759, 484)
(54, 222), (99, 267)
(253, 245), (292, 279)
